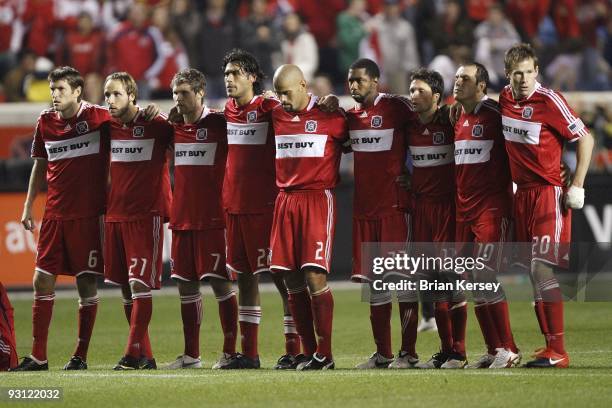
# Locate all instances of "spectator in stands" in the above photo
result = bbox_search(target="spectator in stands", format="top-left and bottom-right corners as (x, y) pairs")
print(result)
(474, 4), (520, 90)
(21, 0), (57, 58)
(150, 4), (188, 99)
(427, 0), (473, 56)
(505, 0), (549, 42)
(238, 0), (281, 81)
(170, 0), (201, 73)
(366, 0), (419, 94)
(57, 11), (105, 76)
(464, 0), (498, 23)
(101, 0), (134, 31)
(195, 0), (237, 98)
(82, 72), (103, 104)
(280, 12), (318, 82)
(308, 73), (334, 97)
(0, 0), (24, 81)
(3, 49), (36, 102)
(336, 0), (369, 75)
(106, 2), (165, 100)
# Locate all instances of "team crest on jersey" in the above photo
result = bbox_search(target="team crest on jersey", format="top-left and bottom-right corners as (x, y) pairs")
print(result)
(246, 110), (257, 123)
(196, 128), (207, 141)
(371, 115), (383, 128)
(432, 132), (445, 145)
(76, 121), (89, 134)
(133, 126), (145, 138)
(522, 106), (533, 119)
(305, 120), (317, 133)
(471, 124), (484, 137)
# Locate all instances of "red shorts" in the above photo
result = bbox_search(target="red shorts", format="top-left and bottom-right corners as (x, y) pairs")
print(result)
(270, 190), (335, 273)
(351, 212), (411, 282)
(456, 213), (511, 272)
(35, 216), (104, 277)
(226, 212), (272, 275)
(104, 216), (164, 289)
(412, 198), (455, 243)
(170, 229), (231, 281)
(514, 185), (571, 268)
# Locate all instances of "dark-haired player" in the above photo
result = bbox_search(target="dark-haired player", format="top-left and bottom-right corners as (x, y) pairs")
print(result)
(344, 58), (420, 369)
(500, 43), (594, 368)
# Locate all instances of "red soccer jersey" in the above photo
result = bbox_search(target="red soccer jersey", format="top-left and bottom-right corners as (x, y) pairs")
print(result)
(499, 82), (589, 188)
(31, 102), (111, 220)
(406, 105), (455, 199)
(454, 96), (512, 222)
(271, 96), (349, 191)
(171, 107), (227, 230)
(106, 110), (173, 222)
(346, 93), (416, 219)
(223, 96), (278, 214)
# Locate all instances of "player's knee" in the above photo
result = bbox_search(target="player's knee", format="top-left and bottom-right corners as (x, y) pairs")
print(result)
(304, 268), (327, 293)
(76, 274), (98, 298)
(129, 280), (150, 294)
(209, 277), (233, 297)
(177, 280), (200, 296)
(33, 271), (56, 294)
(532, 260), (555, 283)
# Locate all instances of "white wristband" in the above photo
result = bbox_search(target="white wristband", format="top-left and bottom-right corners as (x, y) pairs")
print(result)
(564, 185), (585, 209)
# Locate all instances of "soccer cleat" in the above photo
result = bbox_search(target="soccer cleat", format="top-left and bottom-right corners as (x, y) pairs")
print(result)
(524, 349), (569, 368)
(465, 353), (495, 369)
(489, 348), (521, 369)
(417, 317), (438, 332)
(273, 354), (311, 370)
(164, 355), (202, 369)
(355, 352), (394, 369)
(219, 353), (260, 369)
(440, 352), (467, 369)
(388, 351), (419, 369)
(9, 356), (48, 372)
(212, 352), (237, 369)
(63, 355), (88, 370)
(113, 355), (140, 370)
(297, 353), (335, 370)
(139, 357), (157, 370)
(415, 351), (449, 369)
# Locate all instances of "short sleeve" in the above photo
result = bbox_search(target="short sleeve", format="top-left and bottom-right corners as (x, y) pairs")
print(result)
(31, 117), (47, 159)
(544, 90), (590, 143)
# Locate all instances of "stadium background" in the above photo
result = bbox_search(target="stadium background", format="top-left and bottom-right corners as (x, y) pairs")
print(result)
(0, 0), (611, 289)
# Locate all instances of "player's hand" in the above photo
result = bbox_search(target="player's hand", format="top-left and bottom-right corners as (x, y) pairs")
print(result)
(143, 104), (160, 121)
(317, 94), (340, 112)
(21, 206), (35, 232)
(261, 89), (276, 99)
(396, 170), (411, 191)
(560, 161), (572, 187)
(564, 185), (585, 209)
(167, 105), (183, 124)
(449, 102), (462, 125)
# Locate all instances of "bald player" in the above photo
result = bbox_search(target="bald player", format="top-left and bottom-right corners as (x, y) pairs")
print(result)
(269, 65), (349, 370)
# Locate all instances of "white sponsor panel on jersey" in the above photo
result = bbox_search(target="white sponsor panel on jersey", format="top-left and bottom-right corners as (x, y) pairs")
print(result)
(174, 142), (217, 166)
(409, 144), (454, 167)
(501, 115), (541, 144)
(111, 139), (154, 162)
(349, 128), (394, 152)
(45, 131), (101, 161)
(276, 134), (327, 158)
(454, 139), (494, 164)
(227, 122), (268, 145)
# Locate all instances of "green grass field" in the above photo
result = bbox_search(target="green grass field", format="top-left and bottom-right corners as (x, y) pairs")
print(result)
(2, 286), (612, 407)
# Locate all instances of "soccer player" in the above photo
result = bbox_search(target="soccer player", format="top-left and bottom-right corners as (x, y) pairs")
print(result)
(344, 58), (419, 369)
(222, 49), (299, 369)
(453, 62), (520, 368)
(500, 43), (594, 368)
(406, 69), (468, 369)
(162, 68), (236, 369)
(270, 64), (349, 370)
(103, 72), (173, 370)
(12, 67), (109, 371)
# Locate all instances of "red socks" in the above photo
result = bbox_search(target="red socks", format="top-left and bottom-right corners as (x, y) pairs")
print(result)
(180, 294), (202, 359)
(125, 294), (153, 358)
(398, 301), (418, 357)
(283, 315), (300, 355)
(216, 291), (238, 355)
(450, 301), (467, 355)
(287, 287), (317, 356)
(311, 286), (334, 359)
(474, 302), (501, 355)
(239, 306), (261, 359)
(122, 298), (153, 358)
(488, 300), (518, 352)
(31, 293), (55, 362)
(434, 301), (453, 354)
(73, 296), (99, 361)
(370, 302), (392, 358)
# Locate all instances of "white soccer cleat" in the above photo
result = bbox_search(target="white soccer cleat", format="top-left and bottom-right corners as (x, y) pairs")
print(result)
(465, 353), (495, 369)
(489, 348), (521, 369)
(388, 351), (419, 369)
(355, 352), (394, 369)
(440, 353), (467, 369)
(165, 354), (202, 369)
(417, 317), (438, 332)
(212, 352), (235, 369)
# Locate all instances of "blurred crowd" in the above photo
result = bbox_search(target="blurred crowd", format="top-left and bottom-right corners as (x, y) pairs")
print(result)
(0, 0), (611, 104)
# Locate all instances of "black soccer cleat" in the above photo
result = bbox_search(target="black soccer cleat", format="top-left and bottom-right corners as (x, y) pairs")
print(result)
(415, 351), (450, 369)
(63, 355), (87, 370)
(297, 353), (335, 370)
(274, 354), (296, 370)
(113, 355), (140, 370)
(9, 356), (48, 372)
(219, 353), (260, 369)
(139, 357), (157, 370)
